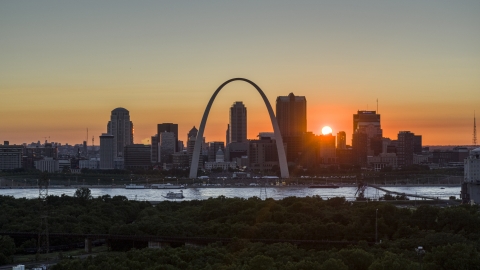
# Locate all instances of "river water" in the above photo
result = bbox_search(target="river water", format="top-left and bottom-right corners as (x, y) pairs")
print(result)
(0, 185), (461, 201)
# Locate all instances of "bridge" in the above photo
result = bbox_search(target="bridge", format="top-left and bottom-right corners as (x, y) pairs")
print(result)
(368, 184), (441, 200)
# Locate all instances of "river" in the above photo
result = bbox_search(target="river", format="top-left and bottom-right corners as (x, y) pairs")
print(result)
(0, 185), (461, 201)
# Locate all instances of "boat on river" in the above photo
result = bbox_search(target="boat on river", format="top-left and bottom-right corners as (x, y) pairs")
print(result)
(125, 184), (146, 189)
(151, 183), (185, 189)
(162, 190), (184, 199)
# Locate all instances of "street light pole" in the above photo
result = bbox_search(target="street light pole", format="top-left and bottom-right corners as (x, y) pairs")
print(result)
(375, 208), (378, 244)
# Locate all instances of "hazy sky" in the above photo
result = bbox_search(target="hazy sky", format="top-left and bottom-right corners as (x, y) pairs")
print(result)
(1, 1), (479, 146)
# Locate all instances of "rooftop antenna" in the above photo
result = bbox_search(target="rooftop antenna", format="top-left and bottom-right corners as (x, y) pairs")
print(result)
(377, 99), (378, 113)
(474, 111), (477, 146)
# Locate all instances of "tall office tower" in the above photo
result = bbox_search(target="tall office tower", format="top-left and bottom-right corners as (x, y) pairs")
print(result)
(151, 134), (159, 163)
(413, 135), (422, 154)
(159, 131), (175, 164)
(107, 108), (134, 157)
(276, 93), (307, 137)
(352, 111), (383, 165)
(397, 131), (415, 168)
(157, 123), (179, 152)
(226, 124), (230, 145)
(99, 133), (114, 169)
(187, 126), (202, 168)
(337, 131), (346, 149)
(276, 93), (307, 163)
(229, 102), (247, 143)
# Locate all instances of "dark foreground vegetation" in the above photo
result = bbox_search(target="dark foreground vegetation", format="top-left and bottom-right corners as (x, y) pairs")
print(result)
(0, 188), (479, 269)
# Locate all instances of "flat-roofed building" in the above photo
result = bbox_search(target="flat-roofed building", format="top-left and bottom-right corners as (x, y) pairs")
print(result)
(0, 142), (23, 170)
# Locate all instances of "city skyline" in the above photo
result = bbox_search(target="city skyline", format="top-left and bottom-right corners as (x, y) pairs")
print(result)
(1, 1), (479, 145)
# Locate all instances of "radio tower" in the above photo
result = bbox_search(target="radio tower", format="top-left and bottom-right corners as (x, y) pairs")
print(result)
(37, 172), (50, 259)
(474, 111), (477, 146)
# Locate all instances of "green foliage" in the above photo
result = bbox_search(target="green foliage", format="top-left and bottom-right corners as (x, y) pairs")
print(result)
(0, 236), (15, 265)
(1, 194), (480, 268)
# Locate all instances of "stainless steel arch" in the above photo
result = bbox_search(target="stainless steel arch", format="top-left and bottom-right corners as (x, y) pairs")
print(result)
(189, 78), (289, 179)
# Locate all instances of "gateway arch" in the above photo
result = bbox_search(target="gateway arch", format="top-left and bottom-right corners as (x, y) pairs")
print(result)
(189, 78), (289, 179)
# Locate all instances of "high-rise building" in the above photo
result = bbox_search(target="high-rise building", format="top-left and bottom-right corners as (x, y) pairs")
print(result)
(99, 133), (114, 169)
(337, 131), (346, 149)
(229, 102), (247, 143)
(107, 108), (134, 157)
(157, 123), (179, 152)
(151, 134), (159, 164)
(276, 93), (307, 163)
(276, 93), (306, 137)
(397, 131), (415, 168)
(352, 110), (383, 165)
(159, 131), (175, 164)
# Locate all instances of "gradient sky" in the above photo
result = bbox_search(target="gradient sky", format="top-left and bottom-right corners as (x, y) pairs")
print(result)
(1, 1), (479, 146)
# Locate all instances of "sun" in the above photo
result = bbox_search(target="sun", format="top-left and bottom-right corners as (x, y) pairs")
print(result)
(321, 126), (333, 135)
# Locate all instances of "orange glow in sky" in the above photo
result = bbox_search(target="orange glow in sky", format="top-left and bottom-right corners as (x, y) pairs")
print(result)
(1, 2), (479, 146)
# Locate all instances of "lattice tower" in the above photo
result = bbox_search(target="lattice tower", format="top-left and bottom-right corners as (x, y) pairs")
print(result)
(37, 173), (49, 257)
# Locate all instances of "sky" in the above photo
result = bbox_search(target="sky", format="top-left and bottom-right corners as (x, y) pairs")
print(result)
(1, 1), (479, 146)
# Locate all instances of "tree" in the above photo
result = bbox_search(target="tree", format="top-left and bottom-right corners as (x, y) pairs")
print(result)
(74, 187), (92, 200)
(0, 236), (15, 265)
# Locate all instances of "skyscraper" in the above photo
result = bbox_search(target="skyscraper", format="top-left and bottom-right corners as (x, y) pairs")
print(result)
(276, 93), (306, 163)
(99, 133), (114, 169)
(159, 131), (175, 164)
(337, 131), (346, 149)
(397, 131), (415, 168)
(352, 110), (383, 165)
(229, 102), (247, 143)
(107, 108), (134, 157)
(157, 123), (179, 152)
(276, 93), (306, 137)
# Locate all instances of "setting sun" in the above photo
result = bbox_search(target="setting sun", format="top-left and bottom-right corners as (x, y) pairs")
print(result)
(321, 126), (333, 135)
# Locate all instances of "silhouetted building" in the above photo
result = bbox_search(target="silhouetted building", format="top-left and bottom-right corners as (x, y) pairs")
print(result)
(414, 135), (422, 154)
(124, 144), (151, 170)
(107, 108), (134, 157)
(187, 126), (203, 168)
(229, 102), (247, 143)
(248, 135), (284, 173)
(352, 111), (383, 166)
(276, 93), (306, 164)
(100, 133), (114, 169)
(151, 134), (159, 163)
(159, 131), (175, 164)
(337, 131), (346, 149)
(319, 134), (336, 164)
(157, 123), (179, 152)
(276, 93), (306, 137)
(0, 142), (23, 170)
(22, 143), (58, 169)
(397, 131), (415, 168)
(432, 147), (469, 166)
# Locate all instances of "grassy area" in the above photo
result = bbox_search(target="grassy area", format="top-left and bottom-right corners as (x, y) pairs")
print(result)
(12, 245), (109, 264)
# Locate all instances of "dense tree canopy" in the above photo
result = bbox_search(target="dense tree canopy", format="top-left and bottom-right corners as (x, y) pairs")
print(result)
(0, 189), (479, 269)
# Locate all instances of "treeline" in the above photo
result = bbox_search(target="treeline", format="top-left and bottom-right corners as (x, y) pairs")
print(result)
(1, 190), (479, 268)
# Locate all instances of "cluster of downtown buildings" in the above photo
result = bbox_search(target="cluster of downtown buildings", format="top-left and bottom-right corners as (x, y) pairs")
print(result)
(0, 93), (476, 175)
